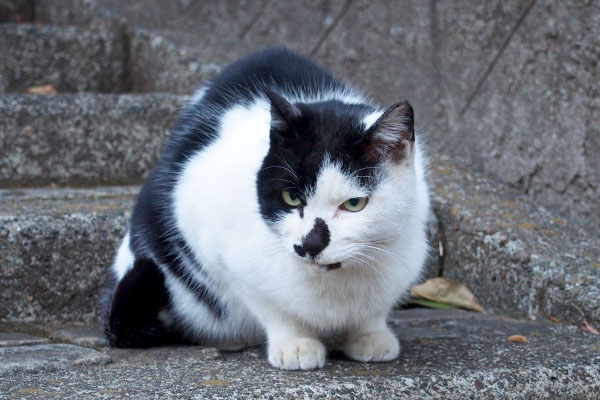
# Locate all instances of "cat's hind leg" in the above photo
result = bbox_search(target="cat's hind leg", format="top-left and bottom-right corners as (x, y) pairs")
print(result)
(104, 257), (180, 348)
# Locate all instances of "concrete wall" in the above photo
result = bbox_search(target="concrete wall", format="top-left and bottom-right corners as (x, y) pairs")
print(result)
(36, 0), (600, 231)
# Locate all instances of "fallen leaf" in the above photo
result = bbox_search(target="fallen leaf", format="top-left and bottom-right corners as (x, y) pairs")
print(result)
(508, 335), (528, 343)
(407, 299), (459, 310)
(549, 316), (560, 323)
(581, 320), (599, 335)
(24, 84), (57, 95)
(410, 278), (486, 312)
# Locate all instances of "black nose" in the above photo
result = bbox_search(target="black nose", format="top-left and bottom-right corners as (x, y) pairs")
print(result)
(295, 218), (330, 258)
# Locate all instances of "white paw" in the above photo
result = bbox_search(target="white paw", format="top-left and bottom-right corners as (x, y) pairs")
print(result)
(343, 330), (400, 362)
(268, 337), (326, 370)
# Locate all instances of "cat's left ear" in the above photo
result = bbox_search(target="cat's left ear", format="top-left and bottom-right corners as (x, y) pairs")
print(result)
(266, 90), (302, 145)
(363, 101), (415, 163)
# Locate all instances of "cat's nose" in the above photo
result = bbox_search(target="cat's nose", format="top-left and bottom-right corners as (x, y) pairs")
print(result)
(296, 218), (330, 258)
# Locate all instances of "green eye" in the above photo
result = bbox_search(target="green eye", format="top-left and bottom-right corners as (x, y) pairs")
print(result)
(341, 197), (368, 212)
(282, 189), (302, 207)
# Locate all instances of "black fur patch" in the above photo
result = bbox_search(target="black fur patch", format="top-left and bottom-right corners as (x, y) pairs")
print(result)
(105, 258), (181, 348)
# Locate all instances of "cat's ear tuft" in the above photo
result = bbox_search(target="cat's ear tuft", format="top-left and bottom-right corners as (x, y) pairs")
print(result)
(363, 101), (415, 163)
(266, 90), (301, 129)
(266, 90), (302, 146)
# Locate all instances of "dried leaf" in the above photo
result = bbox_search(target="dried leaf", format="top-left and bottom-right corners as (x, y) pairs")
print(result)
(508, 335), (528, 343)
(24, 84), (57, 95)
(407, 299), (459, 310)
(549, 316), (561, 323)
(581, 320), (599, 335)
(410, 278), (486, 313)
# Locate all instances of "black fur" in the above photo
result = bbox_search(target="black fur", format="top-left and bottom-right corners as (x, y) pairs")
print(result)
(105, 258), (182, 348)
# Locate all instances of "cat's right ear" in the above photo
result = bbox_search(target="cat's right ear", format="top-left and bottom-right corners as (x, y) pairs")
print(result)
(266, 90), (301, 145)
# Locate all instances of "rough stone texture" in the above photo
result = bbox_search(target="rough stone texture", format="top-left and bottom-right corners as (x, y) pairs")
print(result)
(0, 343), (110, 376)
(431, 154), (600, 326)
(127, 28), (222, 93)
(1, 310), (598, 398)
(0, 186), (136, 323)
(51, 328), (106, 348)
(33, 0), (600, 231)
(445, 0), (600, 233)
(0, 0), (34, 22)
(0, 332), (49, 347)
(0, 93), (188, 187)
(0, 23), (126, 93)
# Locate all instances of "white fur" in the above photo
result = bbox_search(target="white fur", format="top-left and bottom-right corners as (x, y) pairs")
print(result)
(112, 231), (133, 281)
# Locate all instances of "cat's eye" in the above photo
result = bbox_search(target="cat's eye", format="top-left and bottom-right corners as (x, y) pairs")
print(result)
(341, 197), (368, 212)
(282, 189), (302, 207)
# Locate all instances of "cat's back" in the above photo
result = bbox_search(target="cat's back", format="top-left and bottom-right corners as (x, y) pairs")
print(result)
(199, 47), (346, 105)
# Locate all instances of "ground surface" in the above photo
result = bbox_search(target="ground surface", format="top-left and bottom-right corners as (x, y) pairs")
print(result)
(1, 309), (599, 399)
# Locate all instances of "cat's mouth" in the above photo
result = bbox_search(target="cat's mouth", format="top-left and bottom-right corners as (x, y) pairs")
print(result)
(309, 261), (342, 271)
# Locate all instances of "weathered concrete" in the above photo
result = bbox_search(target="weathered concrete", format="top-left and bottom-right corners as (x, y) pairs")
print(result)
(51, 328), (106, 348)
(431, 154), (600, 326)
(33, 0), (600, 231)
(0, 343), (110, 376)
(0, 23), (126, 93)
(443, 0), (600, 233)
(127, 28), (222, 93)
(0, 310), (598, 398)
(0, 186), (136, 323)
(0, 332), (49, 347)
(0, 94), (188, 187)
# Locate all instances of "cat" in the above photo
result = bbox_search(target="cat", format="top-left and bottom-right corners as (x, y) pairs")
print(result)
(104, 47), (430, 370)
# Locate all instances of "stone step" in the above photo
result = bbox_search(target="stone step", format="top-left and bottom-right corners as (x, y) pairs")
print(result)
(0, 93), (188, 187)
(0, 309), (598, 398)
(0, 186), (136, 323)
(0, 23), (127, 93)
(0, 158), (597, 328)
(0, 22), (223, 94)
(430, 155), (600, 327)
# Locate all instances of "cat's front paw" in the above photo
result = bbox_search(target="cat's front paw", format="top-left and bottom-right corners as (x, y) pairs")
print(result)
(343, 329), (400, 362)
(268, 337), (326, 370)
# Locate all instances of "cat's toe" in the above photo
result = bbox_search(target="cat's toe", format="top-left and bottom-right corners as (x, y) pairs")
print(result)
(343, 330), (400, 362)
(268, 337), (326, 370)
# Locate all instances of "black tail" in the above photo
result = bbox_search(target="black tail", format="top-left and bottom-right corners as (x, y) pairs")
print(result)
(104, 257), (182, 347)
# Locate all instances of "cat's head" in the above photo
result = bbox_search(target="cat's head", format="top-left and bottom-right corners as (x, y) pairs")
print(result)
(257, 91), (417, 271)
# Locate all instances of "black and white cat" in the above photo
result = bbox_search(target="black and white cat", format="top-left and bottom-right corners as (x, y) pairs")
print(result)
(104, 47), (430, 370)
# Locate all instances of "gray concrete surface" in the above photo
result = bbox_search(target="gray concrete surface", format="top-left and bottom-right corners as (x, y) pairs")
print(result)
(33, 0), (600, 231)
(0, 23), (126, 93)
(0, 186), (136, 323)
(430, 155), (600, 327)
(0, 343), (110, 376)
(0, 309), (598, 399)
(0, 93), (187, 187)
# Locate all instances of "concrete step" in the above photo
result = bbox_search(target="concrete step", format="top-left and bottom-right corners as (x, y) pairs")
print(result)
(0, 186), (136, 323)
(0, 23), (127, 93)
(0, 309), (598, 398)
(0, 22), (222, 94)
(0, 93), (188, 187)
(430, 155), (600, 327)
(0, 156), (597, 328)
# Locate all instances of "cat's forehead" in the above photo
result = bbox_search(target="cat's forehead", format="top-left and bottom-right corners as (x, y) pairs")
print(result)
(308, 159), (370, 203)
